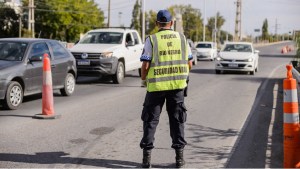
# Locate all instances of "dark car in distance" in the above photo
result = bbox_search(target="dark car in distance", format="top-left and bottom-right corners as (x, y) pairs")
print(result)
(0, 38), (77, 110)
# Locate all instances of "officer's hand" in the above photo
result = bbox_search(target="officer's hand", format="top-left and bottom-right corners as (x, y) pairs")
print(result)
(141, 80), (147, 87)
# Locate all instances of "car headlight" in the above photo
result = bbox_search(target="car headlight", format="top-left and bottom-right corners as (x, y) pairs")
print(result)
(216, 57), (223, 61)
(100, 52), (113, 58)
(247, 58), (254, 62)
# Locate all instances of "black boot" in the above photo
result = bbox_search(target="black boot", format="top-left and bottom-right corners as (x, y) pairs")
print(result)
(175, 149), (185, 168)
(142, 149), (151, 168)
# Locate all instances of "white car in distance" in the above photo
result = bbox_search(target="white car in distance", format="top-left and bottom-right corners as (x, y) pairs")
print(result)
(195, 42), (217, 61)
(215, 42), (259, 75)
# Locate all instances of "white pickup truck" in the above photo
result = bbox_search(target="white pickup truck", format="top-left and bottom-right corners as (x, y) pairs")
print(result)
(70, 28), (143, 84)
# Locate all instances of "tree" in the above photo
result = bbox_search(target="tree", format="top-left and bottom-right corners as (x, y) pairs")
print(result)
(206, 12), (225, 43)
(145, 10), (158, 35)
(168, 5), (203, 42)
(22, 0), (104, 42)
(0, 2), (19, 38)
(130, 0), (141, 35)
(262, 18), (269, 41)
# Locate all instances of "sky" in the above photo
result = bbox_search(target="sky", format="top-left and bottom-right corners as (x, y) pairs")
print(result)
(95, 0), (300, 36)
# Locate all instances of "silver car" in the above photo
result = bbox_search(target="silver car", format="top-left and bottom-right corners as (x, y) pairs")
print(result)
(0, 38), (77, 110)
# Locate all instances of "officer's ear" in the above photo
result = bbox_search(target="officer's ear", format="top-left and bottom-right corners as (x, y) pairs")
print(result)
(169, 20), (173, 27)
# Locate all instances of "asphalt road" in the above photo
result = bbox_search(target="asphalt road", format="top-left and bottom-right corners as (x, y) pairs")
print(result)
(0, 41), (296, 168)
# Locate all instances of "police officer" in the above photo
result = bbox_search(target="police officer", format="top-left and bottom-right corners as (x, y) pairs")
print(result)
(139, 9), (193, 168)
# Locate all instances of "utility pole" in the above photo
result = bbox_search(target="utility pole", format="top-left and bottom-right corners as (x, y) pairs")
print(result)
(275, 18), (280, 41)
(142, 0), (145, 42)
(107, 0), (111, 27)
(203, 0), (206, 42)
(118, 12), (122, 26)
(214, 0), (217, 46)
(28, 0), (35, 38)
(19, 14), (22, 37)
(234, 0), (242, 41)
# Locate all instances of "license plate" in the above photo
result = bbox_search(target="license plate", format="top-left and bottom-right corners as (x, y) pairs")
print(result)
(78, 60), (90, 65)
(228, 63), (238, 67)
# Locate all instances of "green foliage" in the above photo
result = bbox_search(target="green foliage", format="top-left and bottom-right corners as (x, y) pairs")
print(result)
(206, 12), (225, 42)
(168, 5), (203, 42)
(22, 0), (104, 42)
(0, 2), (19, 38)
(262, 18), (269, 41)
(145, 10), (158, 35)
(144, 5), (204, 42)
(130, 0), (141, 36)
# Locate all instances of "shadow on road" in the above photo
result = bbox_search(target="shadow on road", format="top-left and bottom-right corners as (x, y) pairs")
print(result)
(0, 151), (174, 168)
(190, 68), (215, 74)
(186, 123), (238, 166)
(260, 54), (294, 59)
(225, 78), (283, 168)
(0, 152), (137, 168)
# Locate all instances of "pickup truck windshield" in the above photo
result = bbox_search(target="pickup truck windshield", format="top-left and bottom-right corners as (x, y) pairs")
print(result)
(79, 32), (123, 44)
(0, 42), (28, 61)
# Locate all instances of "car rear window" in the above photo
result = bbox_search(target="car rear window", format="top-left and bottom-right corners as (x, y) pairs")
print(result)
(196, 43), (212, 48)
(0, 42), (28, 61)
(79, 32), (123, 44)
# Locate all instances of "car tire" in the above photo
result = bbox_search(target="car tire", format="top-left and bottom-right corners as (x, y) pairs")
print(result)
(60, 73), (75, 96)
(3, 81), (23, 110)
(215, 70), (221, 74)
(113, 61), (125, 84)
(250, 70), (255, 75)
(255, 65), (258, 72)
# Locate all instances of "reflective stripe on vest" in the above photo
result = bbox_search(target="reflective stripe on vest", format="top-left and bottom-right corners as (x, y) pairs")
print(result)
(147, 30), (189, 92)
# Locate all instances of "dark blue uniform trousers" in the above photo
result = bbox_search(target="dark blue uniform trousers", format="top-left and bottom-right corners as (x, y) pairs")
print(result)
(140, 89), (187, 150)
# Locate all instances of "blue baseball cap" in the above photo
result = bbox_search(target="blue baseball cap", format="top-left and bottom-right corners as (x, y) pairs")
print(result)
(156, 10), (172, 23)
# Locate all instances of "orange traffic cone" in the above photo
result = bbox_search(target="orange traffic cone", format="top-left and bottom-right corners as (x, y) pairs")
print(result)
(34, 53), (60, 119)
(283, 64), (300, 168)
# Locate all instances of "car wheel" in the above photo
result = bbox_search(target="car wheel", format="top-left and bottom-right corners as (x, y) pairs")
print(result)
(3, 81), (23, 110)
(255, 65), (258, 72)
(215, 70), (221, 74)
(60, 73), (75, 96)
(113, 61), (125, 84)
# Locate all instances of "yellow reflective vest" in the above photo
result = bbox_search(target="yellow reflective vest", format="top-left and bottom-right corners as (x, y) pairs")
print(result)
(147, 30), (189, 92)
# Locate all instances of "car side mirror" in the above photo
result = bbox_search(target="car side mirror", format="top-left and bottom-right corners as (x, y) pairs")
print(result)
(254, 50), (260, 54)
(126, 41), (135, 47)
(29, 54), (43, 62)
(75, 40), (79, 45)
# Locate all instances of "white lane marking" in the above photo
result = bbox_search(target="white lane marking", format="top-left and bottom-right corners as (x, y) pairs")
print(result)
(265, 83), (278, 168)
(223, 64), (285, 168)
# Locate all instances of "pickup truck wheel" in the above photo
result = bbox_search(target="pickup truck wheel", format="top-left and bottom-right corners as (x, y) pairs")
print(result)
(113, 61), (125, 84)
(138, 68), (142, 77)
(60, 73), (75, 96)
(215, 70), (221, 74)
(3, 81), (23, 110)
